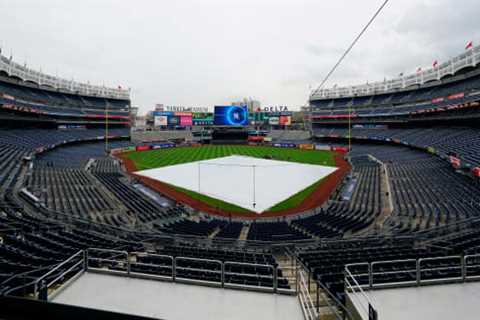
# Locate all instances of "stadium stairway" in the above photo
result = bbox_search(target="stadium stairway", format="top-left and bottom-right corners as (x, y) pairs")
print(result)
(277, 249), (342, 319)
(238, 224), (250, 241)
(353, 155), (393, 236)
(273, 252), (299, 293)
(208, 227), (222, 239)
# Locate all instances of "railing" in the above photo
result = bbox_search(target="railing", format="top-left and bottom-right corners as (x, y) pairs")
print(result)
(130, 252), (174, 281)
(87, 248), (129, 274)
(345, 263), (376, 320)
(371, 259), (417, 287)
(3, 248), (299, 302)
(298, 270), (318, 320)
(345, 254), (480, 319)
(84, 249), (297, 295)
(277, 264), (299, 295)
(224, 261), (275, 292)
(291, 246), (358, 320)
(175, 256), (223, 286)
(315, 280), (354, 320)
(33, 250), (85, 300)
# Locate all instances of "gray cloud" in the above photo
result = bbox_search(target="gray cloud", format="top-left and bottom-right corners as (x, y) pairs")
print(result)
(0, 0), (478, 113)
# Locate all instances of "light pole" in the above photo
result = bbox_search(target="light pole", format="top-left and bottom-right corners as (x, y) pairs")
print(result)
(105, 103), (109, 154)
(198, 163), (201, 192)
(252, 165), (256, 209)
(348, 105), (352, 152)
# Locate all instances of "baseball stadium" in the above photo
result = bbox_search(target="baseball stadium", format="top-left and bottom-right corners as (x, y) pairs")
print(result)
(1, 1), (480, 320)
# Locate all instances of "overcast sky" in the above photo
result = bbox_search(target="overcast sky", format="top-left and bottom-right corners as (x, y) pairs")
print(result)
(1, 0), (479, 113)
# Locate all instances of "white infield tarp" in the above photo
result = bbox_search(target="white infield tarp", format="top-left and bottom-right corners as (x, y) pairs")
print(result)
(135, 155), (337, 213)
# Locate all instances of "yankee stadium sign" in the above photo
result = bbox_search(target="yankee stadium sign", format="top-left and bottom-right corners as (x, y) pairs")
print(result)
(156, 104), (209, 113)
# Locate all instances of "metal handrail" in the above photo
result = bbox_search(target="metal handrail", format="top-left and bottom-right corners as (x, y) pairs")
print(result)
(371, 258), (417, 287)
(464, 254), (480, 280)
(298, 270), (318, 320)
(4, 246), (303, 302)
(316, 279), (354, 320)
(174, 256), (223, 267)
(87, 248), (129, 274)
(418, 255), (463, 284)
(33, 250), (84, 297)
(174, 256), (223, 284)
(47, 259), (84, 289)
(345, 264), (375, 318)
(0, 264), (57, 296)
(224, 261), (276, 290)
(131, 252), (174, 275)
(275, 264), (298, 294)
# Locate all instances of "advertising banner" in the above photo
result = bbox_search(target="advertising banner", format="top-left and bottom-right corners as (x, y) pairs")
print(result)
(192, 118), (214, 125)
(279, 116), (291, 126)
(154, 116), (168, 126)
(151, 143), (175, 150)
(153, 111), (174, 117)
(448, 92), (465, 100)
(273, 143), (296, 148)
(269, 117), (279, 125)
(315, 144), (330, 151)
(299, 144), (314, 150)
(136, 145), (151, 151)
(192, 112), (213, 119)
(248, 136), (264, 142)
(331, 146), (349, 153)
(174, 112), (193, 117)
(180, 116), (193, 126)
(168, 116), (180, 125)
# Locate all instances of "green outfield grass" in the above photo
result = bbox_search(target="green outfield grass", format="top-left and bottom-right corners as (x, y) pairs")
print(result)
(125, 145), (336, 213)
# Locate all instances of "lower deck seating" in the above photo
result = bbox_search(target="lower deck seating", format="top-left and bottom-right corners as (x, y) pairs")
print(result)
(298, 239), (445, 301)
(92, 171), (183, 224)
(247, 221), (310, 241)
(314, 126), (480, 168)
(292, 156), (381, 237)
(351, 144), (480, 233)
(26, 166), (119, 222)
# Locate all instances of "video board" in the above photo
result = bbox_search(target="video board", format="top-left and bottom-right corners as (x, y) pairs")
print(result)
(214, 106), (249, 126)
